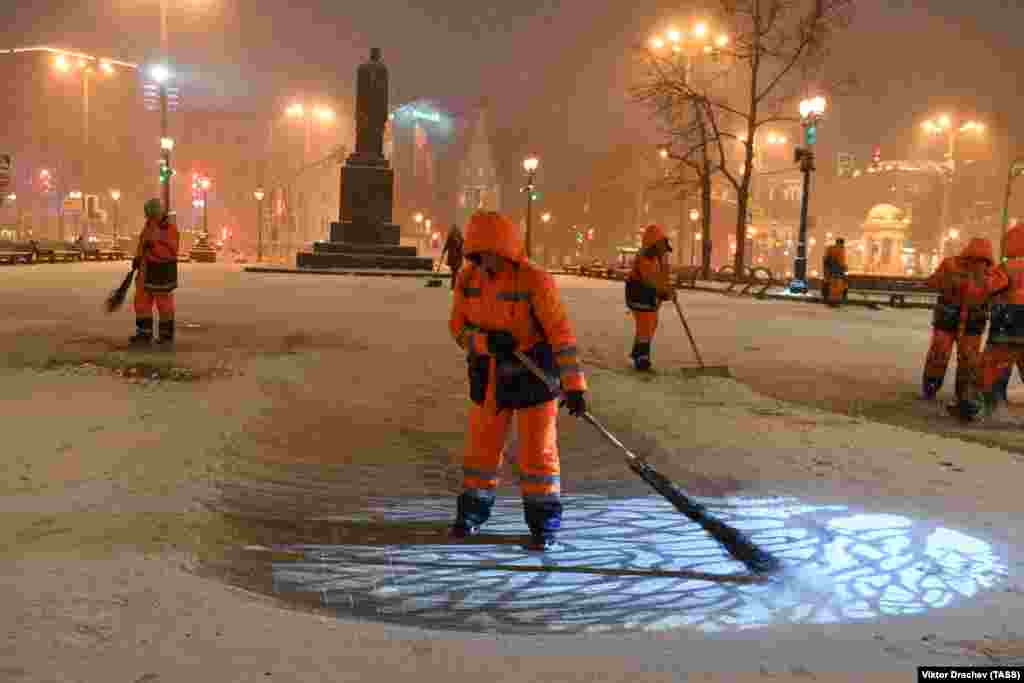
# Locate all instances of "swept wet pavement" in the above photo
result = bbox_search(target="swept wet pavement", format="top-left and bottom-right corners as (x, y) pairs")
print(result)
(201, 487), (1008, 636)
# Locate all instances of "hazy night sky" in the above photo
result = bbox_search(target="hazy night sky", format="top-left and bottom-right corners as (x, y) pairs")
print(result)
(2, 1), (1022, 175)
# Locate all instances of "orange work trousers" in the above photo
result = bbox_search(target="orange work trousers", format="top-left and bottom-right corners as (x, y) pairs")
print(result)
(633, 310), (659, 344)
(923, 328), (982, 400)
(134, 287), (175, 319)
(460, 357), (561, 535)
(979, 343), (1024, 399)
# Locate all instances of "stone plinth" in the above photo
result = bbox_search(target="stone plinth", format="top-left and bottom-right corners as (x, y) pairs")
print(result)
(297, 240), (433, 270)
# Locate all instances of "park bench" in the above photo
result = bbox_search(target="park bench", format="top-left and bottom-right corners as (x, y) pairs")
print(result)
(0, 240), (34, 264)
(31, 240), (83, 263)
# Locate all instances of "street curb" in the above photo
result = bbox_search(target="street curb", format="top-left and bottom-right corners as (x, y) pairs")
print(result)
(244, 266), (440, 278)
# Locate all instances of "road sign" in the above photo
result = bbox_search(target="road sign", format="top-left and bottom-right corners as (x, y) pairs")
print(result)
(0, 154), (10, 190)
(63, 196), (84, 214)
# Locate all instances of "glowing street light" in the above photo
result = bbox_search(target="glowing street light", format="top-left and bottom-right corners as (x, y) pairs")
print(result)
(694, 22), (708, 38)
(715, 34), (729, 47)
(313, 106), (335, 122)
(150, 64), (171, 83)
(923, 113), (986, 258)
(286, 103), (305, 118)
(666, 28), (681, 42)
(413, 212), (424, 224)
(54, 54), (70, 72)
(160, 136), (174, 151)
(541, 212), (552, 223)
(523, 157), (539, 173)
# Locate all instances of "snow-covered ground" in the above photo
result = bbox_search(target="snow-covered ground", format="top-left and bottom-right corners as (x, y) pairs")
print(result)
(2, 261), (1024, 681)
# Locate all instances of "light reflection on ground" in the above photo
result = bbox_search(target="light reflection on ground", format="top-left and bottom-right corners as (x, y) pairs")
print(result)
(267, 495), (1007, 635)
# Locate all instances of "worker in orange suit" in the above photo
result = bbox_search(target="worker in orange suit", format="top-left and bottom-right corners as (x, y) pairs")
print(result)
(449, 210), (588, 551)
(625, 224), (675, 371)
(922, 237), (1007, 415)
(967, 223), (1024, 420)
(131, 198), (180, 346)
(822, 238), (848, 307)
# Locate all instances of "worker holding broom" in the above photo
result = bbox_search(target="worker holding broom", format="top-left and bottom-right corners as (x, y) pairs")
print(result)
(822, 238), (848, 307)
(922, 236), (1006, 413)
(440, 223), (464, 291)
(131, 199), (180, 346)
(448, 210), (587, 551)
(625, 224), (675, 371)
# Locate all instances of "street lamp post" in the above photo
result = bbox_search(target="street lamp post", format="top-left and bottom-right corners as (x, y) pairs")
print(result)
(522, 156), (539, 259)
(199, 176), (211, 237)
(254, 187), (266, 262)
(923, 115), (985, 261)
(789, 96), (827, 294)
(1000, 158), (1024, 261)
(541, 212), (552, 265)
(689, 208), (700, 266)
(109, 189), (121, 244)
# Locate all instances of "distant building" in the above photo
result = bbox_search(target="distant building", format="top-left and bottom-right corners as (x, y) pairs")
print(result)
(387, 98), (500, 251)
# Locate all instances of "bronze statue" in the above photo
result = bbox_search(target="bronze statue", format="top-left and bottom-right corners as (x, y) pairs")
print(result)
(355, 47), (389, 161)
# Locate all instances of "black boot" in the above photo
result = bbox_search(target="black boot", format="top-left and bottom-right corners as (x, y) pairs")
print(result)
(450, 490), (495, 540)
(631, 341), (652, 371)
(156, 319), (175, 347)
(130, 318), (153, 345)
(523, 498), (562, 551)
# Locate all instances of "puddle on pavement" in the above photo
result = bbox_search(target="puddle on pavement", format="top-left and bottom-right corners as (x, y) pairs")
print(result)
(201, 493), (1009, 635)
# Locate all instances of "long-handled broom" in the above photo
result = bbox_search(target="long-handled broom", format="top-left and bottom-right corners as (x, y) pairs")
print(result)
(513, 349), (780, 575)
(104, 260), (138, 313)
(671, 296), (731, 378)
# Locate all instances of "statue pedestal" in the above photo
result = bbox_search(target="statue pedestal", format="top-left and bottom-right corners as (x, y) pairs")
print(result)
(296, 159), (432, 271)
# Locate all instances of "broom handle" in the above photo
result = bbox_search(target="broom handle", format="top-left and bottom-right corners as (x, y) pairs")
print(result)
(672, 298), (706, 369)
(512, 350), (640, 465)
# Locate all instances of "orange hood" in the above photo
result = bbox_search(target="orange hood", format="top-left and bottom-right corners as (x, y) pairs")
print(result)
(960, 237), (994, 264)
(641, 224), (668, 250)
(462, 210), (526, 264)
(1007, 223), (1024, 259)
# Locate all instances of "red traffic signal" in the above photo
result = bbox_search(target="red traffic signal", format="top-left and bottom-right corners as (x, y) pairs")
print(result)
(586, 228), (595, 241)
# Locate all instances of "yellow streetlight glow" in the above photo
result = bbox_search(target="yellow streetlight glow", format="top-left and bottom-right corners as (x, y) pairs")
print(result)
(286, 103), (304, 118)
(715, 34), (729, 47)
(650, 36), (665, 50)
(694, 22), (708, 38)
(199, 178), (211, 191)
(659, 147), (669, 159)
(672, 45), (682, 53)
(413, 212), (424, 224)
(314, 106), (335, 121)
(109, 189), (120, 201)
(703, 45), (713, 54)
(689, 208), (700, 221)
(253, 188), (265, 201)
(949, 229), (959, 239)
(666, 28), (681, 42)
(939, 114), (952, 128)
(160, 137), (174, 151)
(541, 212), (552, 223)
(799, 95), (827, 119)
(54, 54), (69, 72)
(99, 60), (114, 75)
(523, 156), (539, 173)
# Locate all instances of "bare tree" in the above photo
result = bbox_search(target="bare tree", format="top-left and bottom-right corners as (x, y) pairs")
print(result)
(634, 0), (855, 276)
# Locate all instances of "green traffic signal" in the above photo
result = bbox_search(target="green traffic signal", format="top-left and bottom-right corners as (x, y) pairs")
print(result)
(804, 125), (817, 146)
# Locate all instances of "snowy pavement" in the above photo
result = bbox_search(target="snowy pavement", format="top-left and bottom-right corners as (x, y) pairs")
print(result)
(2, 261), (1024, 680)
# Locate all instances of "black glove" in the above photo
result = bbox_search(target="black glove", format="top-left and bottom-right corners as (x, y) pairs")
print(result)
(131, 257), (140, 270)
(486, 330), (518, 357)
(561, 390), (587, 417)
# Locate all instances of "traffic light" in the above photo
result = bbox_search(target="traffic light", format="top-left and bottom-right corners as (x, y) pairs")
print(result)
(804, 124), (817, 147)
(530, 191), (540, 201)
(872, 146), (881, 167)
(586, 228), (595, 241)
(576, 231), (584, 244)
(159, 160), (173, 184)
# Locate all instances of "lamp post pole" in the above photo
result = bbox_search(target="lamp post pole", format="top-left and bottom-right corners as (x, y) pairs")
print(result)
(789, 96), (826, 294)
(1000, 158), (1024, 261)
(254, 188), (266, 262)
(523, 156), (539, 259)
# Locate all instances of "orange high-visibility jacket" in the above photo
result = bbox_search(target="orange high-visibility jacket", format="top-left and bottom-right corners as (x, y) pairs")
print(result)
(628, 224), (672, 299)
(926, 238), (1006, 307)
(136, 216), (180, 263)
(450, 211), (586, 393)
